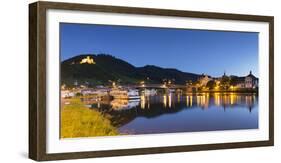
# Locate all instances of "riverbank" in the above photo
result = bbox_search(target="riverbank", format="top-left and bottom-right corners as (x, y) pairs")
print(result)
(61, 98), (118, 138)
(194, 89), (258, 94)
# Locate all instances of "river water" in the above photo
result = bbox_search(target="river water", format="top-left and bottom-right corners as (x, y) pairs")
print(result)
(88, 92), (258, 135)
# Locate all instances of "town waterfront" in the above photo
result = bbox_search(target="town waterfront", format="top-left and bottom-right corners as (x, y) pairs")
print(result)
(60, 55), (259, 138)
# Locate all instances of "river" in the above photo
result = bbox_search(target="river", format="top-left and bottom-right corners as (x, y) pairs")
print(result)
(86, 92), (258, 135)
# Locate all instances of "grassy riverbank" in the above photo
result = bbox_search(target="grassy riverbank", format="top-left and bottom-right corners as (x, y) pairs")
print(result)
(61, 98), (118, 138)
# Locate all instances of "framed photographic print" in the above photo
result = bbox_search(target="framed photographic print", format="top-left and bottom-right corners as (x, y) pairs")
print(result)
(29, 1), (274, 161)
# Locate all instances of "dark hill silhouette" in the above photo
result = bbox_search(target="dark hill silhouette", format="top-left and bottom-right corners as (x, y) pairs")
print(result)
(61, 54), (200, 86)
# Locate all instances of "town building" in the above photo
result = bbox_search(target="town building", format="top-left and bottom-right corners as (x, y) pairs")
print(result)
(244, 71), (258, 88)
(233, 71), (258, 89)
(198, 74), (213, 86)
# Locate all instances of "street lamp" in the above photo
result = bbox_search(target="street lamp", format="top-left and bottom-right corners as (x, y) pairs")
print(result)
(140, 81), (145, 87)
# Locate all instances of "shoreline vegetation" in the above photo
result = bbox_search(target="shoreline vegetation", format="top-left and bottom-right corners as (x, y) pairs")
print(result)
(61, 98), (119, 138)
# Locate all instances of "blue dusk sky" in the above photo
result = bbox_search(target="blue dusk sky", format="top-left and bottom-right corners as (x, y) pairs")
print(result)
(60, 23), (259, 77)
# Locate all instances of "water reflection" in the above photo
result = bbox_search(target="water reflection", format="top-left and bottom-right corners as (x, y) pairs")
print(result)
(127, 93), (257, 111)
(82, 93), (258, 134)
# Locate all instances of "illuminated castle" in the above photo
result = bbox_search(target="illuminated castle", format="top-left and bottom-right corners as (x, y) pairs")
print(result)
(80, 56), (95, 64)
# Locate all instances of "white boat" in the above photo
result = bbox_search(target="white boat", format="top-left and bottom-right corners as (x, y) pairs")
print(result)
(110, 88), (140, 99)
(61, 90), (75, 98)
(81, 88), (109, 96)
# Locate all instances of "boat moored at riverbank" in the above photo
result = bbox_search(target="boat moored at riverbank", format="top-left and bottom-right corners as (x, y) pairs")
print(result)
(110, 88), (140, 100)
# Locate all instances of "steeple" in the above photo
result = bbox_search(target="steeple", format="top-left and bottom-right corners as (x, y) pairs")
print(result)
(247, 70), (256, 78)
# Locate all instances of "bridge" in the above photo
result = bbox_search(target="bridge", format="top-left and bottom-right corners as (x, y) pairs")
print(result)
(128, 84), (196, 90)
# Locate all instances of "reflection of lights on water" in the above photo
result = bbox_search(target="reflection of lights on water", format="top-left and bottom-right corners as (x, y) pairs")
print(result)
(168, 94), (172, 108)
(230, 93), (236, 105)
(186, 96), (189, 107)
(85, 93), (257, 111)
(195, 95), (208, 108)
(223, 95), (228, 105)
(147, 97), (150, 109)
(246, 96), (253, 106)
(204, 95), (209, 108)
(196, 96), (200, 107)
(202, 96), (206, 107)
(163, 95), (167, 108)
(185, 95), (193, 107)
(140, 95), (145, 109)
(214, 93), (221, 106)
(212, 93), (256, 107)
(237, 95), (242, 104)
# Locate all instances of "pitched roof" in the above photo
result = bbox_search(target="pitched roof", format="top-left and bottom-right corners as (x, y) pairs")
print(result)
(246, 73), (257, 79)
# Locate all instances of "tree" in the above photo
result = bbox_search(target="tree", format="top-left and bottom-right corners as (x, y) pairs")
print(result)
(193, 80), (201, 86)
(229, 76), (239, 86)
(206, 80), (216, 90)
(220, 76), (230, 90)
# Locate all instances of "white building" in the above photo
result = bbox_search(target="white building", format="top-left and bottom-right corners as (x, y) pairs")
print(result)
(234, 71), (258, 89)
(245, 71), (258, 88)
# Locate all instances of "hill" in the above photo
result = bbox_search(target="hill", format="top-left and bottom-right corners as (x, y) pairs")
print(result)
(61, 54), (200, 87)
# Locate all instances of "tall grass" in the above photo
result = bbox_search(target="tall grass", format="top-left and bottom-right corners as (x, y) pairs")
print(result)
(61, 98), (118, 138)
